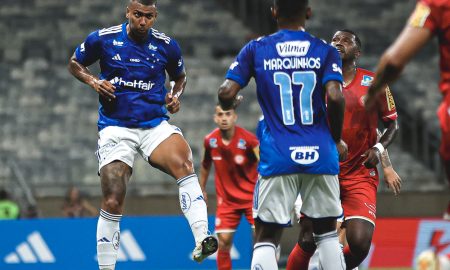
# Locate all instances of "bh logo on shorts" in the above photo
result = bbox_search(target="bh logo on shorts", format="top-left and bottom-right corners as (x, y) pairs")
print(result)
(180, 192), (191, 213)
(289, 146), (319, 165)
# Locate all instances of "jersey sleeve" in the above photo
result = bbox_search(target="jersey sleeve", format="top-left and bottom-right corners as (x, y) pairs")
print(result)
(166, 39), (185, 78)
(225, 41), (255, 88)
(201, 137), (212, 169)
(408, 0), (440, 32)
(75, 31), (102, 66)
(378, 86), (398, 122)
(322, 46), (343, 86)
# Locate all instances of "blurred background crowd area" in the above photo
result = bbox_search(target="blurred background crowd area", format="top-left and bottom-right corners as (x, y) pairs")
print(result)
(0, 0), (447, 217)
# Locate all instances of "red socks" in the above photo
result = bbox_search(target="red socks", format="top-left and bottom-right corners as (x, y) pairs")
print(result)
(217, 249), (232, 270)
(286, 243), (315, 270)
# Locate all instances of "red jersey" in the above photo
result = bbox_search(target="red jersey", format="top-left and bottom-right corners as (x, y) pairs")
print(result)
(202, 126), (259, 208)
(409, 0), (450, 95)
(339, 68), (398, 180)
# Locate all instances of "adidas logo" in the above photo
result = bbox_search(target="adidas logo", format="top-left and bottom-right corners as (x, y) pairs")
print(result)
(4, 231), (55, 264)
(112, 54), (121, 61)
(96, 230), (146, 262)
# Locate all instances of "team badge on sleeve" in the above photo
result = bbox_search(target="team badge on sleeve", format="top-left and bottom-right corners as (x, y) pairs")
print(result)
(237, 139), (247, 149)
(209, 138), (218, 148)
(408, 2), (431, 28)
(361, 75), (373, 86)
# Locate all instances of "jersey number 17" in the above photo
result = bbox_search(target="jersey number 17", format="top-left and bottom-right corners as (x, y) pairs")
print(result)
(274, 71), (316, 126)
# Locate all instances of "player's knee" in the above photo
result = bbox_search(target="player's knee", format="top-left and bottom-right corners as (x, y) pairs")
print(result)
(218, 240), (232, 251)
(103, 196), (123, 213)
(299, 234), (316, 253)
(348, 236), (371, 259)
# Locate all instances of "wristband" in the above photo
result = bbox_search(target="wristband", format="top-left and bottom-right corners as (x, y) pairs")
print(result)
(373, 143), (385, 154)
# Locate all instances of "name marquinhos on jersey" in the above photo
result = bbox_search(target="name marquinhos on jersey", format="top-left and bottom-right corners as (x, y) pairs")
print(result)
(264, 57), (321, 71)
(109, 77), (155, 91)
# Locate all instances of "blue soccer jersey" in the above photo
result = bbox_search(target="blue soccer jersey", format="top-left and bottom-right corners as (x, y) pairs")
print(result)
(227, 30), (343, 176)
(75, 23), (185, 130)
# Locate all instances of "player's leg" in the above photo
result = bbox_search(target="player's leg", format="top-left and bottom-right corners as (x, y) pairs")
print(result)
(438, 98), (450, 219)
(287, 217), (316, 270)
(97, 161), (131, 270)
(300, 174), (345, 270)
(251, 174), (299, 269)
(343, 219), (374, 269)
(95, 127), (137, 270)
(217, 232), (234, 270)
(215, 207), (242, 270)
(252, 220), (283, 270)
(339, 178), (377, 269)
(141, 122), (215, 261)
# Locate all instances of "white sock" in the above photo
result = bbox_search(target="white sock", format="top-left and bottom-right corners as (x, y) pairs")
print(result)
(314, 231), (346, 270)
(177, 174), (208, 243)
(251, 242), (278, 270)
(97, 209), (122, 270)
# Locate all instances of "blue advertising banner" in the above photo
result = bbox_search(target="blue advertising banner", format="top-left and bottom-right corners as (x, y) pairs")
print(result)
(0, 215), (253, 270)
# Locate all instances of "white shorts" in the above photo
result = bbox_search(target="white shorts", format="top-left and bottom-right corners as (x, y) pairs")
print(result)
(95, 121), (183, 171)
(253, 173), (342, 225)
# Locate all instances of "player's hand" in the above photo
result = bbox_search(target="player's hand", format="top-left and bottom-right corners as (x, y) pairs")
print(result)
(92, 79), (116, 100)
(362, 148), (381, 168)
(336, 140), (348, 161)
(165, 92), (180, 114)
(383, 166), (402, 195)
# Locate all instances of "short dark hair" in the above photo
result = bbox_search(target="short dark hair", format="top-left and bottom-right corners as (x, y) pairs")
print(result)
(339, 29), (362, 50)
(273, 0), (308, 19)
(130, 0), (157, 6)
(216, 102), (237, 111)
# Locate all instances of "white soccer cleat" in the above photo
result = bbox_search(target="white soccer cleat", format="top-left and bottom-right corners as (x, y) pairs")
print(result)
(192, 235), (218, 263)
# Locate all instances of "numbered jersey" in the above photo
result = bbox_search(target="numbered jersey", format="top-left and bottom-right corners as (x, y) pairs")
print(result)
(228, 30), (343, 176)
(75, 23), (185, 130)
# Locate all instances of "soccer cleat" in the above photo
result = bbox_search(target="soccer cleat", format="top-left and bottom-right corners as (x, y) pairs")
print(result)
(192, 235), (218, 263)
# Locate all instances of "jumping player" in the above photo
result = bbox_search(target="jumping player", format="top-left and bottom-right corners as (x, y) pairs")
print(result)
(67, 1), (217, 269)
(287, 30), (400, 270)
(218, 0), (348, 269)
(200, 104), (259, 270)
(365, 0), (450, 219)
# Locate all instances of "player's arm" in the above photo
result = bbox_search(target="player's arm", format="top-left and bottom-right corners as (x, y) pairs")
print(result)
(366, 2), (434, 109)
(199, 144), (212, 204)
(252, 145), (260, 162)
(362, 119), (398, 168)
(380, 149), (402, 195)
(166, 71), (187, 114)
(68, 54), (116, 100)
(218, 79), (243, 111)
(326, 80), (347, 161)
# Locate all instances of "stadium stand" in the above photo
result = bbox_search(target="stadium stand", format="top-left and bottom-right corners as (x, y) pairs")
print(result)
(0, 0), (446, 204)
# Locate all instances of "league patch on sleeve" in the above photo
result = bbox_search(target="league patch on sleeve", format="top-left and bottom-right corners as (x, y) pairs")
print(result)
(408, 2), (431, 28)
(361, 75), (373, 86)
(385, 86), (396, 110)
(209, 138), (218, 148)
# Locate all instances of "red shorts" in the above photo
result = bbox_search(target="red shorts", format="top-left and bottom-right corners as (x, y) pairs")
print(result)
(438, 96), (450, 161)
(214, 206), (254, 233)
(340, 178), (378, 226)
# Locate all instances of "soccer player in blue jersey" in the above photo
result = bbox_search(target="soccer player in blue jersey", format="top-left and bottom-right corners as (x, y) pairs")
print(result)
(68, 1), (217, 269)
(218, 0), (347, 269)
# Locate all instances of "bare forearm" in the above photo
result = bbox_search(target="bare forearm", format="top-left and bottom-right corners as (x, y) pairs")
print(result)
(67, 57), (98, 89)
(380, 149), (392, 168)
(199, 165), (211, 191)
(327, 88), (345, 142)
(218, 79), (240, 110)
(379, 120), (399, 149)
(170, 72), (187, 98)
